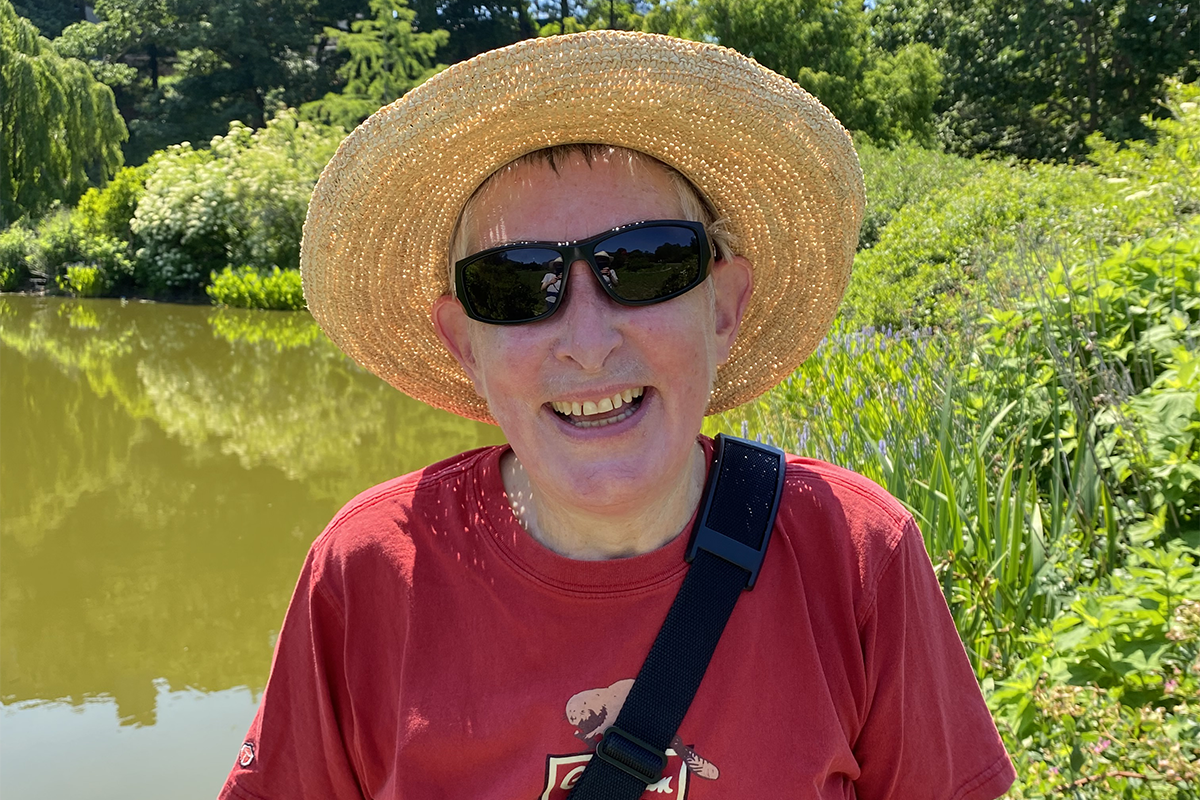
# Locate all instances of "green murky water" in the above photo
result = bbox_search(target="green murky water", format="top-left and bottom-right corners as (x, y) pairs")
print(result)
(0, 296), (504, 799)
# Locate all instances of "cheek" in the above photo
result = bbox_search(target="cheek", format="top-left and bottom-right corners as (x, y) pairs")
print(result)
(639, 305), (720, 396)
(468, 327), (547, 402)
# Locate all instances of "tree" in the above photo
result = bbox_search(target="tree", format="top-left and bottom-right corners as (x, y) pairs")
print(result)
(872, 0), (1200, 160)
(701, 0), (942, 144)
(860, 42), (942, 145)
(11, 0), (83, 38)
(133, 0), (319, 143)
(53, 0), (181, 163)
(408, 0), (533, 63)
(638, 0), (712, 41)
(1, 0), (126, 225)
(551, 0), (651, 33)
(301, 0), (447, 131)
(53, 0), (377, 164)
(59, 0), (329, 163)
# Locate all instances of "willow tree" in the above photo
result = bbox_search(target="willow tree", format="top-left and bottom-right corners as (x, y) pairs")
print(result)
(1, 0), (127, 226)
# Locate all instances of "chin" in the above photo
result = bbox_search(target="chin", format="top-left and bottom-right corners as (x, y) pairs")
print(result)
(549, 436), (694, 505)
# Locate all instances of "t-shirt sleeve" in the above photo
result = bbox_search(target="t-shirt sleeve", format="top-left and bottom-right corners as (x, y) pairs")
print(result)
(853, 518), (1016, 800)
(219, 543), (366, 800)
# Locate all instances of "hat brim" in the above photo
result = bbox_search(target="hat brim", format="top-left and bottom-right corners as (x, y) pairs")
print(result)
(301, 30), (865, 424)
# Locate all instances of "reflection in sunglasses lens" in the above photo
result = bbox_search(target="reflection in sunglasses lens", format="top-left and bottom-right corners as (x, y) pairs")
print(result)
(596, 226), (702, 302)
(462, 247), (561, 322)
(459, 224), (705, 322)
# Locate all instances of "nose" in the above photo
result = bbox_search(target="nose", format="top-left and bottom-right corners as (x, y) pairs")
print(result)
(551, 258), (623, 371)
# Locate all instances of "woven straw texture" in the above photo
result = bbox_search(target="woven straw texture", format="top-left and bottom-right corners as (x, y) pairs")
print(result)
(301, 30), (865, 424)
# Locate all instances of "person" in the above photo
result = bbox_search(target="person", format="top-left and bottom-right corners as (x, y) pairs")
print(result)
(596, 257), (618, 288)
(220, 31), (1016, 800)
(541, 262), (563, 306)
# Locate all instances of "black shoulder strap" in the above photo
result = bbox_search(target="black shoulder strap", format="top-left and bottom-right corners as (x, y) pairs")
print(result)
(568, 434), (786, 800)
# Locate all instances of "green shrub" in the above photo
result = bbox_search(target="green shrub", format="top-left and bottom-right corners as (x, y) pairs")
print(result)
(1086, 79), (1200, 235)
(83, 234), (136, 291)
(131, 142), (236, 296)
(843, 159), (1125, 330)
(0, 225), (33, 291)
(856, 140), (982, 250)
(1099, 347), (1200, 546)
(716, 223), (1200, 674)
(990, 542), (1200, 798)
(132, 112), (342, 298)
(844, 80), (1200, 332)
(207, 266), (306, 311)
(72, 164), (149, 243)
(49, 234), (135, 297)
(55, 264), (109, 298)
(0, 264), (22, 292)
(974, 223), (1200, 543)
(27, 210), (85, 282)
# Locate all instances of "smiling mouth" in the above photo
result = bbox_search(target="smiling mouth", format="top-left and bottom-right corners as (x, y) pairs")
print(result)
(549, 387), (645, 428)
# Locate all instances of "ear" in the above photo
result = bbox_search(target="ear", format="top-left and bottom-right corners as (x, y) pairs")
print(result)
(431, 294), (480, 384)
(710, 254), (753, 364)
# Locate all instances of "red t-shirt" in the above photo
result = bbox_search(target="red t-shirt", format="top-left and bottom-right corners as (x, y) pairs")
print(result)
(220, 441), (1015, 799)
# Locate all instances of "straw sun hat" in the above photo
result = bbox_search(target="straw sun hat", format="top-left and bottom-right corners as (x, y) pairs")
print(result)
(301, 30), (865, 424)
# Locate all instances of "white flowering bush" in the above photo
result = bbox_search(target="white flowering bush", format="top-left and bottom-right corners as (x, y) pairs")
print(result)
(131, 111), (343, 297)
(131, 141), (238, 295)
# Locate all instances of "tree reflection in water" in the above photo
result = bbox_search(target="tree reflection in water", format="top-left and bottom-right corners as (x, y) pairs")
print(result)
(0, 296), (504, 728)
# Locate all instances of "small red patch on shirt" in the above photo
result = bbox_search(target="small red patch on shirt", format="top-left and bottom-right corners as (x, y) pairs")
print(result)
(238, 742), (255, 767)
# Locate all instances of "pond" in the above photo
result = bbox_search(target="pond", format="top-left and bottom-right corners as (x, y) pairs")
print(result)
(0, 295), (505, 799)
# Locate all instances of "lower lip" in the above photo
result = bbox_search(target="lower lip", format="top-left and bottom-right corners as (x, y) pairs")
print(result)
(548, 392), (650, 436)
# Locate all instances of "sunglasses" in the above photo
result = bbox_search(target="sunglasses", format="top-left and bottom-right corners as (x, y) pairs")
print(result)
(454, 219), (713, 324)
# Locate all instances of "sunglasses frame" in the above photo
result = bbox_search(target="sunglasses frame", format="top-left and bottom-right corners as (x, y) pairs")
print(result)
(453, 219), (713, 325)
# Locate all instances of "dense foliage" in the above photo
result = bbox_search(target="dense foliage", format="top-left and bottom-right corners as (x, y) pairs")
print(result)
(51, 0), (349, 163)
(870, 0), (1199, 160)
(207, 265), (306, 310)
(131, 113), (341, 296)
(299, 0), (448, 131)
(12, 0), (83, 39)
(843, 81), (1200, 332)
(703, 0), (943, 145)
(0, 0), (126, 226)
(705, 81), (1199, 800)
(990, 543), (1199, 795)
(0, 111), (339, 300)
(8, 0), (1189, 171)
(2, 3), (1197, 795)
(0, 225), (33, 291)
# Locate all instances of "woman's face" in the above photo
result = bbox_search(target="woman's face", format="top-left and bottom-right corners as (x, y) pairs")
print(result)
(432, 151), (750, 516)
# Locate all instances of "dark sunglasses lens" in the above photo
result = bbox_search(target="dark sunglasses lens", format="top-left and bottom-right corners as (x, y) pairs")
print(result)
(460, 248), (564, 322)
(594, 226), (704, 302)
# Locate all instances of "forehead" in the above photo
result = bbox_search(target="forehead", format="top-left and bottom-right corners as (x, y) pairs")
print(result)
(465, 152), (685, 251)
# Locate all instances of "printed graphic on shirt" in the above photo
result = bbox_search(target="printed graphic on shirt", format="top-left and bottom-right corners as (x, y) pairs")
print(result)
(540, 749), (692, 799)
(538, 678), (720, 798)
(238, 741), (255, 767)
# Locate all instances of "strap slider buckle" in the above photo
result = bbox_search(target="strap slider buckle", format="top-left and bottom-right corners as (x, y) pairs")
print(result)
(594, 725), (667, 785)
(685, 434), (785, 589)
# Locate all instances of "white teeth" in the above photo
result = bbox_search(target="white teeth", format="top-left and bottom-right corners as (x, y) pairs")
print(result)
(551, 387), (646, 419)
